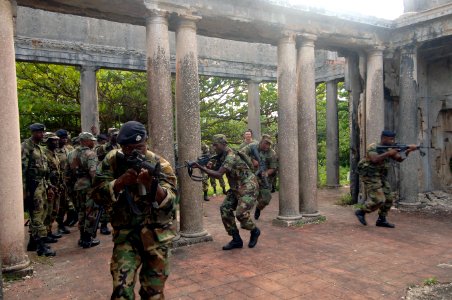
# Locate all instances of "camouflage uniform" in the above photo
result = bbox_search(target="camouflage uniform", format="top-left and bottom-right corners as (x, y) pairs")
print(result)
(91, 149), (177, 299)
(43, 145), (62, 234)
(357, 143), (394, 217)
(22, 138), (49, 239)
(56, 144), (76, 227)
(209, 146), (226, 192)
(69, 145), (98, 236)
(238, 139), (258, 150)
(241, 143), (277, 211)
(219, 147), (258, 235)
(201, 143), (210, 194)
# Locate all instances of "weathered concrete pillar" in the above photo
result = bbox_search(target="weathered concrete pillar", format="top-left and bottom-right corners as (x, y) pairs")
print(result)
(0, 0), (31, 275)
(80, 65), (99, 133)
(146, 10), (175, 167)
(247, 79), (261, 139)
(326, 80), (340, 188)
(297, 33), (320, 217)
(273, 32), (302, 226)
(174, 14), (211, 245)
(365, 47), (385, 145)
(398, 46), (421, 207)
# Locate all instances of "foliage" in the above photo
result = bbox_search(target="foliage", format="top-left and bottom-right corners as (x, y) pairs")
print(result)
(335, 193), (354, 206)
(423, 277), (439, 286)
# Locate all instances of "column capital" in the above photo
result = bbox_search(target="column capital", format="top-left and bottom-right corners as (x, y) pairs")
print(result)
(79, 65), (100, 72)
(297, 33), (317, 48)
(247, 78), (262, 84)
(400, 44), (417, 56)
(279, 30), (297, 44)
(366, 45), (385, 56)
(176, 13), (201, 30)
(145, 9), (169, 25)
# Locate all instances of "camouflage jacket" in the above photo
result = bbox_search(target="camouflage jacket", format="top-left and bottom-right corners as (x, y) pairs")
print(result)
(241, 144), (278, 173)
(68, 146), (98, 191)
(220, 147), (257, 191)
(56, 145), (73, 185)
(238, 139), (258, 150)
(91, 149), (177, 244)
(96, 142), (119, 162)
(43, 147), (62, 187)
(21, 138), (49, 190)
(357, 143), (390, 179)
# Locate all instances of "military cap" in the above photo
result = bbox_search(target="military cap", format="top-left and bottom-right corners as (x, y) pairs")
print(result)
(97, 134), (108, 141)
(108, 128), (120, 136)
(261, 134), (273, 145)
(55, 129), (68, 138)
(212, 134), (228, 145)
(29, 123), (46, 132)
(43, 132), (59, 142)
(78, 132), (97, 141)
(117, 121), (147, 145)
(381, 130), (396, 137)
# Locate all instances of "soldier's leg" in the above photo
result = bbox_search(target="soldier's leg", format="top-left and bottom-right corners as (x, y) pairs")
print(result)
(100, 210), (111, 235)
(79, 195), (101, 248)
(139, 244), (170, 299)
(209, 176), (217, 194)
(44, 189), (54, 234)
(110, 239), (141, 300)
(30, 181), (49, 240)
(375, 180), (395, 228)
(202, 174), (209, 201)
(219, 176), (226, 194)
(57, 187), (71, 234)
(362, 180), (385, 213)
(236, 183), (260, 248)
(47, 193), (62, 238)
(220, 192), (239, 235)
(256, 188), (272, 211)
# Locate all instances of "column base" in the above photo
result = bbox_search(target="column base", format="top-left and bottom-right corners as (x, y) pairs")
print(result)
(172, 230), (213, 248)
(326, 184), (341, 189)
(397, 201), (423, 211)
(300, 213), (326, 225)
(272, 215), (303, 227)
(2, 259), (33, 278)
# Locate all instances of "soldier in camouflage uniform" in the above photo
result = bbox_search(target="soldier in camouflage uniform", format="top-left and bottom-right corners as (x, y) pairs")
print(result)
(193, 134), (261, 250)
(201, 143), (211, 201)
(241, 134), (277, 220)
(209, 145), (227, 195)
(238, 128), (258, 150)
(95, 128), (120, 235)
(69, 132), (100, 248)
(42, 132), (63, 240)
(55, 129), (75, 234)
(91, 121), (177, 300)
(355, 130), (418, 228)
(22, 123), (56, 256)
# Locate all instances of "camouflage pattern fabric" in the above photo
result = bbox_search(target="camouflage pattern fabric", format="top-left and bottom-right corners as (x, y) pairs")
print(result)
(202, 173), (209, 193)
(56, 145), (75, 225)
(238, 139), (258, 150)
(43, 147), (62, 232)
(209, 176), (226, 189)
(358, 143), (394, 216)
(96, 142), (120, 162)
(218, 148), (258, 234)
(91, 149), (177, 299)
(22, 138), (50, 238)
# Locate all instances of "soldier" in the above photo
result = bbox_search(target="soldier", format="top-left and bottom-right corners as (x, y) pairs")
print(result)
(209, 145), (227, 195)
(241, 134), (277, 220)
(22, 123), (56, 256)
(42, 132), (63, 240)
(97, 133), (108, 145)
(238, 128), (258, 150)
(193, 134), (261, 250)
(355, 130), (418, 228)
(95, 128), (119, 235)
(201, 143), (211, 201)
(55, 129), (76, 233)
(91, 121), (177, 299)
(69, 132), (100, 248)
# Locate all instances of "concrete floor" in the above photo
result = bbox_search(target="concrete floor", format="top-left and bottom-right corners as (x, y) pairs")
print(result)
(4, 188), (452, 299)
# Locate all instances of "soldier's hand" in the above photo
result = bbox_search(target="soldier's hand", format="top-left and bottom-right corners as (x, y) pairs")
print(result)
(252, 159), (259, 168)
(118, 169), (138, 185)
(191, 162), (201, 169)
(386, 148), (399, 157)
(137, 169), (153, 187)
(206, 161), (213, 169)
(408, 144), (419, 151)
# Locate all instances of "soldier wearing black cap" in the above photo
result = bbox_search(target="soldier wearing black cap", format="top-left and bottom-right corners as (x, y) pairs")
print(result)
(355, 130), (418, 228)
(91, 121), (177, 299)
(22, 123), (56, 256)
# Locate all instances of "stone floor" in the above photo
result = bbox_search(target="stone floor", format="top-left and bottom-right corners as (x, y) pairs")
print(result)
(4, 188), (452, 300)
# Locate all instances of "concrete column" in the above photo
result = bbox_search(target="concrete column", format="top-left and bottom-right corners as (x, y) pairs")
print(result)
(273, 32), (302, 226)
(0, 0), (31, 275)
(297, 33), (320, 217)
(80, 65), (99, 134)
(326, 80), (340, 188)
(146, 10), (175, 167)
(175, 14), (211, 245)
(398, 46), (421, 206)
(247, 79), (261, 139)
(365, 47), (385, 145)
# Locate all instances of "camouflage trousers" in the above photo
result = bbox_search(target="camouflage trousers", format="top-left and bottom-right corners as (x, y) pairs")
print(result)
(75, 188), (99, 235)
(202, 174), (209, 193)
(210, 176), (226, 189)
(362, 177), (394, 217)
(30, 179), (49, 238)
(110, 228), (170, 300)
(57, 185), (75, 226)
(256, 187), (272, 211)
(45, 189), (60, 233)
(220, 181), (258, 235)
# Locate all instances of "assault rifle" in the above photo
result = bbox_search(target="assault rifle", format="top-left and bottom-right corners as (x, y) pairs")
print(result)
(126, 149), (161, 177)
(250, 145), (270, 189)
(176, 153), (220, 181)
(376, 144), (427, 157)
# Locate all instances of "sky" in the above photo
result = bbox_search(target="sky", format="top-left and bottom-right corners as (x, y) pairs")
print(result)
(286, 0), (405, 20)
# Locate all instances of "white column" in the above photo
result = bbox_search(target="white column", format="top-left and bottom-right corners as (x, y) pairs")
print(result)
(80, 65), (99, 134)
(247, 79), (261, 139)
(326, 80), (340, 187)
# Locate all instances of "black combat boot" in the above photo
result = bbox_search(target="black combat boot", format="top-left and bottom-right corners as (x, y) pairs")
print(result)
(48, 231), (62, 239)
(27, 234), (37, 251)
(100, 223), (111, 235)
(42, 235), (58, 243)
(222, 230), (243, 250)
(213, 187), (217, 195)
(376, 215), (395, 228)
(203, 191), (210, 202)
(80, 232), (100, 249)
(64, 209), (78, 227)
(57, 224), (71, 235)
(36, 238), (56, 257)
(222, 187), (227, 195)
(248, 227), (261, 248)
(254, 208), (261, 220)
(354, 209), (367, 226)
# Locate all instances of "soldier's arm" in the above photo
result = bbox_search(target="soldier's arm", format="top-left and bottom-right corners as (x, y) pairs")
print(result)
(266, 150), (278, 176)
(153, 157), (177, 208)
(368, 148), (398, 164)
(87, 150), (98, 181)
(91, 151), (117, 207)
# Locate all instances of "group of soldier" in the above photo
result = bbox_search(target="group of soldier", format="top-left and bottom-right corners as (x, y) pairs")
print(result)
(22, 124), (120, 257)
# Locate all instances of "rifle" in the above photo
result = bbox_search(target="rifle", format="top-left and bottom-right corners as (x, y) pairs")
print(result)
(376, 144), (428, 157)
(176, 153), (220, 181)
(93, 206), (104, 238)
(250, 145), (270, 189)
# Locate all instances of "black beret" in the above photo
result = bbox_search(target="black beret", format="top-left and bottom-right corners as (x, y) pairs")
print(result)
(381, 130), (396, 137)
(29, 123), (46, 132)
(55, 129), (68, 138)
(97, 133), (108, 141)
(117, 121), (147, 145)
